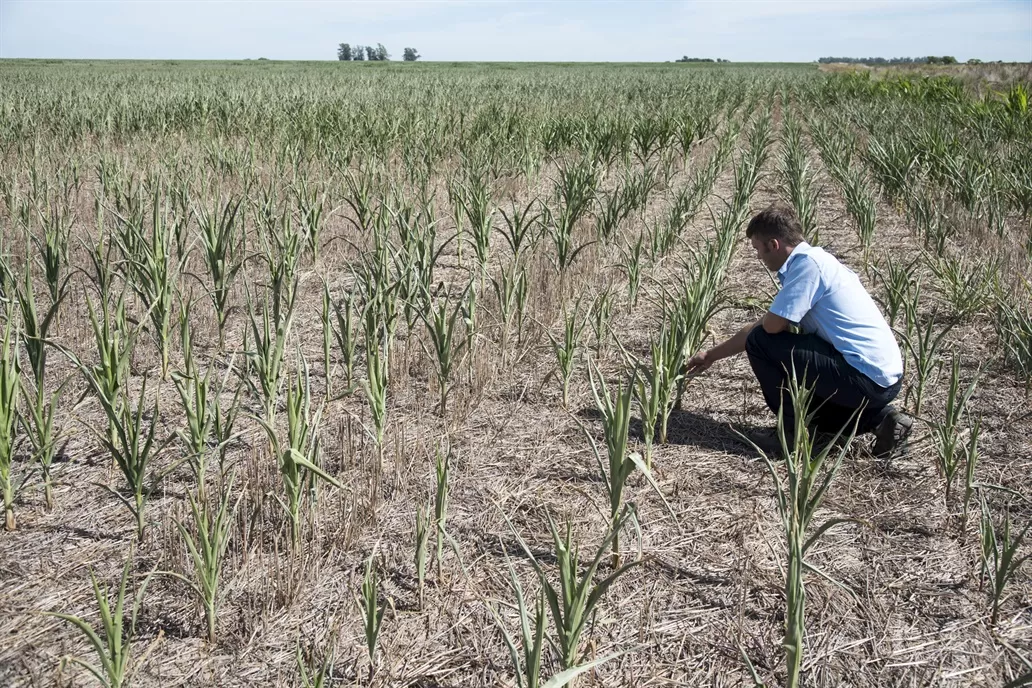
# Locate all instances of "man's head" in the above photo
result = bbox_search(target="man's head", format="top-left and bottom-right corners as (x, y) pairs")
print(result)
(746, 204), (806, 272)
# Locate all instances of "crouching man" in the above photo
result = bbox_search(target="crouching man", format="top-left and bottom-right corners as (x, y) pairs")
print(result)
(685, 205), (912, 458)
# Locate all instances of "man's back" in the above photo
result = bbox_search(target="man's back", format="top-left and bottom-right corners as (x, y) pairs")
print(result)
(770, 242), (903, 388)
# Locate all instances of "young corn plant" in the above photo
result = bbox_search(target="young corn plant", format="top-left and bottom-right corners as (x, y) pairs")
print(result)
(979, 496), (1030, 626)
(434, 446), (451, 579)
(194, 192), (244, 347)
(872, 258), (918, 330)
(165, 475), (240, 643)
(95, 378), (173, 540)
(582, 360), (673, 566)
(488, 552), (625, 688)
(499, 197), (542, 264)
(455, 169), (495, 274)
(419, 285), (470, 417)
(491, 261), (528, 357)
(17, 265), (68, 509)
(631, 339), (669, 470)
(46, 559), (157, 688)
(960, 416), (982, 537)
(508, 505), (641, 674)
(929, 354), (979, 508)
(32, 197), (71, 306)
(928, 251), (996, 323)
(330, 290), (358, 391)
(995, 290), (1032, 394)
(843, 169), (877, 258)
(359, 554), (388, 682)
(0, 316), (20, 531)
(361, 301), (391, 466)
(548, 302), (588, 407)
(244, 279), (297, 424)
(257, 355), (342, 544)
(745, 363), (860, 688)
(900, 300), (952, 418)
(113, 184), (183, 378)
(621, 236), (645, 309)
(293, 175), (327, 261)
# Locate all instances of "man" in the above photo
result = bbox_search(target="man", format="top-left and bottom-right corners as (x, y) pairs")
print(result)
(684, 204), (912, 458)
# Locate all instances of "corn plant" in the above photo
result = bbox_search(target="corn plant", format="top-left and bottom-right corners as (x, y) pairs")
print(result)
(419, 285), (470, 417)
(415, 502), (431, 609)
(508, 505), (641, 673)
(778, 114), (821, 245)
(95, 377), (173, 540)
(843, 169), (877, 257)
(979, 496), (1030, 626)
(455, 169), (495, 272)
(434, 446), (451, 578)
(361, 301), (390, 465)
(631, 339), (668, 469)
(323, 291), (356, 394)
(491, 260), (528, 356)
(194, 192), (244, 347)
(744, 363), (860, 688)
(359, 554), (387, 682)
(621, 236), (645, 308)
(546, 162), (597, 276)
(928, 251), (996, 323)
(960, 416), (982, 537)
(488, 552), (624, 688)
(17, 264), (68, 509)
(900, 301), (952, 418)
(256, 355), (342, 544)
(173, 307), (241, 500)
(995, 291), (1032, 393)
(244, 278), (297, 424)
(32, 197), (71, 306)
(872, 257), (918, 330)
(46, 559), (156, 688)
(929, 354), (979, 507)
(164, 475), (240, 643)
(0, 315), (21, 531)
(582, 360), (673, 567)
(548, 302), (588, 407)
(499, 197), (541, 263)
(293, 175), (326, 261)
(113, 183), (183, 378)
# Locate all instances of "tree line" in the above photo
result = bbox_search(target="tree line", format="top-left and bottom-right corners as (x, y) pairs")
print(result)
(675, 57), (729, 63)
(337, 44), (420, 61)
(817, 56), (960, 65)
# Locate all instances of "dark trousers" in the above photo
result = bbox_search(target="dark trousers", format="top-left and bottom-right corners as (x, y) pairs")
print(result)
(745, 326), (901, 435)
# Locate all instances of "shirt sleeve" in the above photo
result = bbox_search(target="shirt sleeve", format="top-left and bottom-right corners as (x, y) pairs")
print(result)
(769, 256), (823, 324)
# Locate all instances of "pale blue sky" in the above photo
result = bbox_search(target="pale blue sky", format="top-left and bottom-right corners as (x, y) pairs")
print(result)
(1, 0), (1029, 62)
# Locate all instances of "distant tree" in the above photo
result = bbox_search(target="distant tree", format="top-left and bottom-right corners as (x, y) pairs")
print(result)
(941, 55), (958, 64)
(365, 45), (377, 61)
(353, 45), (365, 61)
(337, 43), (352, 61)
(675, 56), (714, 63)
(403, 47), (420, 62)
(375, 43), (390, 61)
(967, 58), (983, 65)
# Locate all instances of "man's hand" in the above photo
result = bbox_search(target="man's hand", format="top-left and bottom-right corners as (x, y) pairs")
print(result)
(682, 350), (713, 377)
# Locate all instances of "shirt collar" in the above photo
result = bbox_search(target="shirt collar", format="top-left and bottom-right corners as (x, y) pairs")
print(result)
(777, 242), (812, 279)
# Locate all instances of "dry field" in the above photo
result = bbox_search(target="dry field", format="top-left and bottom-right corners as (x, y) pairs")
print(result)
(0, 61), (1030, 687)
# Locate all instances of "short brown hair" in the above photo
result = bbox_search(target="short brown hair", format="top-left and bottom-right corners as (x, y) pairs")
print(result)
(745, 204), (806, 245)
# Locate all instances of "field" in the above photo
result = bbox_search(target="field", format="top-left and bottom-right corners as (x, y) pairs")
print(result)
(0, 60), (1030, 687)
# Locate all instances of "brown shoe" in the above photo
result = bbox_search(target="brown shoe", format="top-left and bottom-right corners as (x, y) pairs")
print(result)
(872, 408), (913, 460)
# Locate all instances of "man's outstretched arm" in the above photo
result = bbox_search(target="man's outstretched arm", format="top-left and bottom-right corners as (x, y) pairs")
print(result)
(685, 311), (791, 374)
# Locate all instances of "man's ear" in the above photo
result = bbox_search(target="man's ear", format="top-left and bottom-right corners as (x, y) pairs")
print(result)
(769, 238), (781, 253)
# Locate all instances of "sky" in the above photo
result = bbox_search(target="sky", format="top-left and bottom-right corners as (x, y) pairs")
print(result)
(1, 0), (1030, 63)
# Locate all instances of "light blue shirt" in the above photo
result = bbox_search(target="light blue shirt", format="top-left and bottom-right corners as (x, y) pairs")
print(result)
(769, 242), (903, 388)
